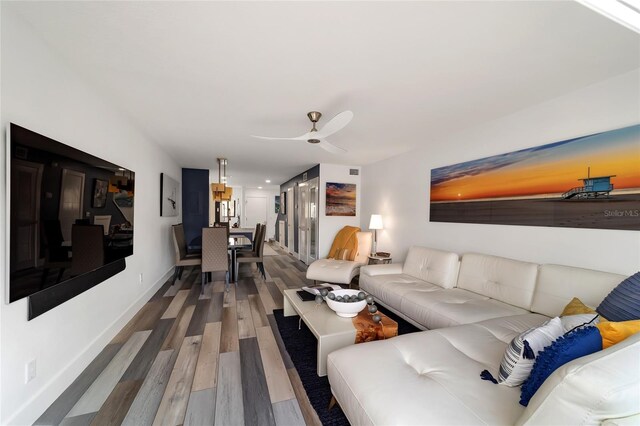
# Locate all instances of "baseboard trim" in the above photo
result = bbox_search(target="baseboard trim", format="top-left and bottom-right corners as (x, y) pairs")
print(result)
(5, 267), (174, 426)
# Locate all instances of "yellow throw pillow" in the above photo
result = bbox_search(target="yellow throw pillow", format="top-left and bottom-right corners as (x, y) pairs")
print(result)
(561, 298), (596, 316)
(596, 319), (640, 349)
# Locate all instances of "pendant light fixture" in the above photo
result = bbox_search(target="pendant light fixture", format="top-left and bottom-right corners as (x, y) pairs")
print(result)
(211, 158), (232, 202)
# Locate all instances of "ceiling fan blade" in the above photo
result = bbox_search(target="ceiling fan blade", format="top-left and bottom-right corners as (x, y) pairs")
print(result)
(315, 110), (353, 139)
(318, 139), (347, 154)
(251, 133), (308, 141)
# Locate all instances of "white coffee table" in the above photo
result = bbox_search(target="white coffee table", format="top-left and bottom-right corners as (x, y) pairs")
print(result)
(283, 288), (358, 377)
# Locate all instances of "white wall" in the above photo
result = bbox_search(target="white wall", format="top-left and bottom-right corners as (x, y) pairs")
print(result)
(361, 69), (640, 276)
(319, 164), (362, 258)
(0, 9), (181, 424)
(243, 187), (279, 240)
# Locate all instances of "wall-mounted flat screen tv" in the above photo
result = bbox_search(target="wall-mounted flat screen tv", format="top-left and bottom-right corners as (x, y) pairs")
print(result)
(7, 123), (135, 307)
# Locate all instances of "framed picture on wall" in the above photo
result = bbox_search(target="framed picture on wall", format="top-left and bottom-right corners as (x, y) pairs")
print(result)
(429, 123), (640, 230)
(280, 191), (287, 214)
(275, 195), (281, 213)
(160, 173), (179, 217)
(92, 179), (108, 208)
(326, 182), (356, 216)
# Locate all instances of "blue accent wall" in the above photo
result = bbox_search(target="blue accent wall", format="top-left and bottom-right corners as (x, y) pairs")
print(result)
(182, 168), (209, 250)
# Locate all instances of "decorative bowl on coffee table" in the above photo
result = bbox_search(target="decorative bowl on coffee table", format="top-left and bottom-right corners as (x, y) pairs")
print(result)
(326, 289), (367, 318)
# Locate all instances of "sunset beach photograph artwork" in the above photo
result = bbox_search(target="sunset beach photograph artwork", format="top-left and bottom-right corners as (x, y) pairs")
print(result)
(430, 124), (640, 230)
(326, 182), (357, 216)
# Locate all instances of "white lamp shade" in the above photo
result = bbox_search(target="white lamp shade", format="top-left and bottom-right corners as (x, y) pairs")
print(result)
(369, 214), (383, 230)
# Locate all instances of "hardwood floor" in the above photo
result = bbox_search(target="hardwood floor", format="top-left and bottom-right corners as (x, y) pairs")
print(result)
(36, 244), (322, 426)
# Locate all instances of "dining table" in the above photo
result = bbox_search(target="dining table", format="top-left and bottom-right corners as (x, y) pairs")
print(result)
(228, 236), (252, 282)
(229, 227), (255, 241)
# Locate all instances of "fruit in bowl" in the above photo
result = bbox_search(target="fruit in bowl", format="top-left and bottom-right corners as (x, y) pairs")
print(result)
(325, 289), (367, 318)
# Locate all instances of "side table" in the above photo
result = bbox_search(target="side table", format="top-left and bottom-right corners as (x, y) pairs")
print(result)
(367, 255), (392, 265)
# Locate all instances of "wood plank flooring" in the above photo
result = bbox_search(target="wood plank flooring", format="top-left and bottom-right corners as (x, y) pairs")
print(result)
(37, 244), (322, 426)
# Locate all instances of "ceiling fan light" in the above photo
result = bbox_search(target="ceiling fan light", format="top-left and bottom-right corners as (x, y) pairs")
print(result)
(251, 110), (352, 153)
(307, 111), (322, 122)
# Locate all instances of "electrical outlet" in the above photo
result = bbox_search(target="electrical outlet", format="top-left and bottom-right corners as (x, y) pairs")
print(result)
(25, 359), (36, 384)
(139, 273), (143, 285)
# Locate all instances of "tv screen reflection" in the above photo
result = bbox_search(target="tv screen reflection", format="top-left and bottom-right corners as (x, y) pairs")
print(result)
(8, 124), (135, 303)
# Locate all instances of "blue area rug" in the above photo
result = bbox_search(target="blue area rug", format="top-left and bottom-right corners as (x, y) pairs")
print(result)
(273, 306), (420, 425)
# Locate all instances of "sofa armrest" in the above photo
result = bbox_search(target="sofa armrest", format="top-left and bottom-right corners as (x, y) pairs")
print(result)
(361, 263), (403, 277)
(603, 414), (640, 426)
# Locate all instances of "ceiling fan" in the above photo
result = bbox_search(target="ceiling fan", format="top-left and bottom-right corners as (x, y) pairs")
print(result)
(252, 110), (353, 154)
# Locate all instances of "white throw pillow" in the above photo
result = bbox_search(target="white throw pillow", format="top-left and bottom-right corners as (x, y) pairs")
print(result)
(560, 313), (600, 333)
(498, 317), (564, 387)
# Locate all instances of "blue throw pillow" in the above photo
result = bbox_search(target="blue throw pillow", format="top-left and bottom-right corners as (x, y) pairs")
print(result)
(520, 326), (602, 406)
(597, 272), (640, 322)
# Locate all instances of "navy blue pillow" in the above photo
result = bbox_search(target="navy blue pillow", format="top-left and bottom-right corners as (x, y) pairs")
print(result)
(520, 326), (602, 407)
(597, 272), (640, 322)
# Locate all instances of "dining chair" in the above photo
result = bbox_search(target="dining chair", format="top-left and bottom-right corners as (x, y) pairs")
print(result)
(70, 224), (105, 276)
(171, 224), (201, 285)
(239, 223), (263, 254)
(214, 221), (230, 238)
(236, 223), (266, 280)
(174, 223), (200, 256)
(93, 215), (112, 235)
(201, 227), (230, 292)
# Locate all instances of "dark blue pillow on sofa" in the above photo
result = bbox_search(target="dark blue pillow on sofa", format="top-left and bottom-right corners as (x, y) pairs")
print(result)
(597, 272), (640, 322)
(519, 326), (602, 407)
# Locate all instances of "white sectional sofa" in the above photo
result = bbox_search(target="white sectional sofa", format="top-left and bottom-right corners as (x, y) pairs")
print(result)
(327, 247), (639, 425)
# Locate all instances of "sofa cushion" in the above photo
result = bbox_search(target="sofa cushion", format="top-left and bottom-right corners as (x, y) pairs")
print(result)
(400, 288), (529, 330)
(516, 333), (640, 425)
(327, 314), (547, 426)
(361, 263), (403, 277)
(457, 253), (538, 310)
(401, 246), (459, 289)
(531, 264), (626, 318)
(360, 273), (442, 312)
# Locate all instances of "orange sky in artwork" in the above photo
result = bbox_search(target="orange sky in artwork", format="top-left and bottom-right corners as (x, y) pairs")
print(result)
(430, 126), (640, 202)
(326, 183), (356, 200)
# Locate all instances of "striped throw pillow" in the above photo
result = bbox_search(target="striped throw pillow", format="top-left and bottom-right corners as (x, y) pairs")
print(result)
(498, 317), (564, 387)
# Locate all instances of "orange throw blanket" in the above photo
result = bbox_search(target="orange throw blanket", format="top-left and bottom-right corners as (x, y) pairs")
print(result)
(352, 310), (398, 343)
(327, 226), (360, 261)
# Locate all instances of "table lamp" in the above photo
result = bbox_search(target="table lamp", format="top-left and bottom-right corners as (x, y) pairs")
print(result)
(369, 214), (383, 255)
